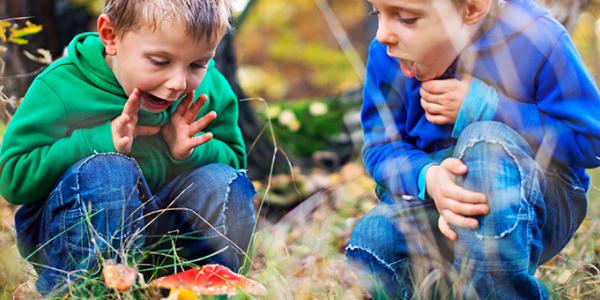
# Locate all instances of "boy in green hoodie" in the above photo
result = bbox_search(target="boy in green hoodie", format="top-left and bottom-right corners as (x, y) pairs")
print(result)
(0, 0), (256, 296)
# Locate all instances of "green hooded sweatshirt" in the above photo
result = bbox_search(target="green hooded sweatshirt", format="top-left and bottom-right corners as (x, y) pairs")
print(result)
(0, 32), (246, 205)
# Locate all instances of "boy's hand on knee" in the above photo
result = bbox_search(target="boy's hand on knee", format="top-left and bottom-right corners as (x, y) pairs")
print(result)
(419, 74), (472, 125)
(438, 215), (457, 241)
(161, 91), (217, 160)
(111, 88), (161, 154)
(426, 158), (489, 240)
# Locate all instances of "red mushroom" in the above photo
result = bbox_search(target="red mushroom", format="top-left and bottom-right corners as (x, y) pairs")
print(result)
(149, 264), (267, 297)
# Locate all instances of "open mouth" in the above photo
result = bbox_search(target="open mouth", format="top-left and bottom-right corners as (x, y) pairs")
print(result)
(141, 92), (173, 111)
(399, 59), (417, 79)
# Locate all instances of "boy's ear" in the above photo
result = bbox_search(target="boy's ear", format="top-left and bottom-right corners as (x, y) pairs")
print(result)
(97, 14), (118, 55)
(462, 0), (492, 25)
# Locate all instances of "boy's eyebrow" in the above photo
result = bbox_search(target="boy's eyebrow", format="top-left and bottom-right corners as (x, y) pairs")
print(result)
(145, 50), (215, 62)
(368, 0), (426, 14)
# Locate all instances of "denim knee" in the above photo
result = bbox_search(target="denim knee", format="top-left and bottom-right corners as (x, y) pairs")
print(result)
(163, 163), (253, 232)
(150, 163), (256, 271)
(346, 203), (424, 299)
(455, 121), (536, 156)
(64, 153), (146, 256)
(452, 122), (545, 272)
(76, 153), (144, 197)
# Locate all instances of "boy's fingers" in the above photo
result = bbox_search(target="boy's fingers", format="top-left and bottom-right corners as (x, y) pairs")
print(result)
(422, 79), (456, 94)
(442, 158), (468, 175)
(438, 216), (457, 241)
(419, 88), (447, 104)
(445, 198), (489, 216)
(117, 136), (132, 154)
(425, 113), (451, 125)
(442, 209), (479, 229)
(114, 114), (131, 136)
(176, 91), (195, 115)
(421, 98), (445, 114)
(123, 88), (141, 116)
(189, 132), (213, 148)
(135, 125), (161, 137)
(445, 184), (488, 204)
(186, 93), (207, 122)
(190, 111), (217, 135)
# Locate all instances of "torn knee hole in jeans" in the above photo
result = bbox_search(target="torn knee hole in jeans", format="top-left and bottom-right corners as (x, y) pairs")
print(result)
(456, 139), (528, 240)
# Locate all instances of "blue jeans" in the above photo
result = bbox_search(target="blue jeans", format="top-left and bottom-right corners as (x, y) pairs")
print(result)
(346, 121), (587, 299)
(14, 153), (257, 297)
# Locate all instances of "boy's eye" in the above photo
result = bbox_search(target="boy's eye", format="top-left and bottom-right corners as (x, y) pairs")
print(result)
(398, 17), (419, 25)
(190, 61), (209, 70)
(397, 15), (418, 25)
(150, 58), (169, 66)
(368, 9), (380, 16)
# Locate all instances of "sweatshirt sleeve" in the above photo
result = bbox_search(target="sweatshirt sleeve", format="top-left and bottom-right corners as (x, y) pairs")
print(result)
(170, 65), (246, 175)
(452, 78), (499, 138)
(361, 47), (435, 197)
(489, 33), (600, 168)
(0, 79), (116, 205)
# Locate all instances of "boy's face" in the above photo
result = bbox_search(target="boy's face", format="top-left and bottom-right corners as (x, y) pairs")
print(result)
(101, 18), (219, 113)
(369, 0), (470, 81)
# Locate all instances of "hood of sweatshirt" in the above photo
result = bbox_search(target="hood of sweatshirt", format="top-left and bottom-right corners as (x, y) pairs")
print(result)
(68, 32), (125, 96)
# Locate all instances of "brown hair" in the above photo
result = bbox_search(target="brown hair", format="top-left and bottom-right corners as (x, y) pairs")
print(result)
(102, 0), (231, 42)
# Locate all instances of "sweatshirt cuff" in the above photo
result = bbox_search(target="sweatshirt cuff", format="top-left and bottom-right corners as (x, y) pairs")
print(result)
(417, 163), (437, 201)
(74, 121), (117, 153)
(452, 78), (499, 138)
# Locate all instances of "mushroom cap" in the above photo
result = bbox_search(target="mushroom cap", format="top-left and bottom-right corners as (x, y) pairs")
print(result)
(149, 264), (267, 296)
(102, 260), (138, 292)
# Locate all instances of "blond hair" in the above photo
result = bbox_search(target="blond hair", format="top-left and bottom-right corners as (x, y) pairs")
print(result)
(102, 0), (231, 41)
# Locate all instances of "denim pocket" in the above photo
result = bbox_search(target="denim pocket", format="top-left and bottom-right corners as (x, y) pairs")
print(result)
(60, 199), (93, 269)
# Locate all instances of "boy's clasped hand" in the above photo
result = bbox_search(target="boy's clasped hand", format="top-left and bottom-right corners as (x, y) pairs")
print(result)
(419, 74), (472, 125)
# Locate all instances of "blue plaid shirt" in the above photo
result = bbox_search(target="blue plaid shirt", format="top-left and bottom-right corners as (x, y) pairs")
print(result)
(361, 0), (600, 199)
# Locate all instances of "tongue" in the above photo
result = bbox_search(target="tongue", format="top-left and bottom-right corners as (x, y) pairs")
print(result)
(400, 60), (417, 78)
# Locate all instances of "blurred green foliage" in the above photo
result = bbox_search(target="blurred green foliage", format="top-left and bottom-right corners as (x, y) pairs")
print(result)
(258, 95), (355, 157)
(70, 0), (105, 16)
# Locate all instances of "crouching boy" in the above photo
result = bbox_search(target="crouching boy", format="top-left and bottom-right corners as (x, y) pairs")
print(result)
(346, 0), (600, 298)
(0, 0), (256, 296)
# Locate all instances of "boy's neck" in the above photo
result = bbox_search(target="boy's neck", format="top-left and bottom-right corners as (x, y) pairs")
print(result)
(104, 51), (113, 70)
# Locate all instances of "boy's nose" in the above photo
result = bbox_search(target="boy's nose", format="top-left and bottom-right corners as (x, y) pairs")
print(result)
(376, 20), (398, 45)
(165, 72), (187, 92)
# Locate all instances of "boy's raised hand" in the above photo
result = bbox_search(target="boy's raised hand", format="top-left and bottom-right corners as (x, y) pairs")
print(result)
(161, 91), (217, 160)
(420, 74), (472, 125)
(111, 88), (161, 154)
(426, 157), (489, 240)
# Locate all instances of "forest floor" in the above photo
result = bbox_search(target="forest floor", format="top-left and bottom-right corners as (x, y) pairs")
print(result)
(0, 161), (598, 299)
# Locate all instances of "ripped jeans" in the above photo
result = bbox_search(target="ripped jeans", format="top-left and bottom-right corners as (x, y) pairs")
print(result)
(346, 121), (588, 299)
(14, 153), (257, 297)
